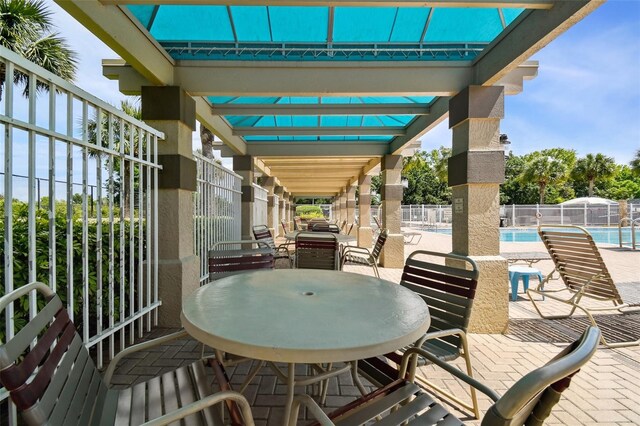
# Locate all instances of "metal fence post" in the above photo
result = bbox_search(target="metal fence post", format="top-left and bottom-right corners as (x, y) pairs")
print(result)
(584, 204), (587, 226)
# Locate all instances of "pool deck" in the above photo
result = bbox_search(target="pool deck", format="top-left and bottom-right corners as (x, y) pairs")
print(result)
(105, 229), (640, 425)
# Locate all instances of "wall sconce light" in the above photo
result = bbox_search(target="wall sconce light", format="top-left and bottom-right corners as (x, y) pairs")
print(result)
(500, 134), (511, 145)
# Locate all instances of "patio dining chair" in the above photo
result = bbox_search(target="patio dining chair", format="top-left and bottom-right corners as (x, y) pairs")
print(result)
(311, 223), (340, 234)
(290, 326), (601, 426)
(252, 224), (293, 267)
(281, 219), (289, 235)
(0, 282), (256, 426)
(295, 232), (339, 270)
(209, 239), (275, 281)
(528, 224), (640, 347)
(360, 250), (481, 418)
(340, 229), (388, 278)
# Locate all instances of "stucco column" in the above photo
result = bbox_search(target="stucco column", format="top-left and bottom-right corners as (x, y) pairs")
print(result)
(283, 192), (291, 232)
(346, 185), (356, 235)
(275, 185), (285, 236)
(263, 177), (276, 236)
(340, 194), (345, 224)
(142, 86), (198, 327)
(380, 155), (404, 268)
(358, 175), (373, 247)
(448, 85), (508, 334)
(233, 155), (255, 241)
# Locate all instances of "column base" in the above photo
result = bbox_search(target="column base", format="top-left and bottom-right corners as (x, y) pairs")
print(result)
(379, 234), (404, 268)
(358, 226), (373, 248)
(157, 255), (200, 327)
(449, 255), (509, 334)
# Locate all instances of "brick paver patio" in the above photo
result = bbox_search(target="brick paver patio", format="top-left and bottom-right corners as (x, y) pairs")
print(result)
(105, 229), (640, 425)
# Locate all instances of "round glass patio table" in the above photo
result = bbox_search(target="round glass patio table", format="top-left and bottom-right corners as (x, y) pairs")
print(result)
(181, 269), (431, 423)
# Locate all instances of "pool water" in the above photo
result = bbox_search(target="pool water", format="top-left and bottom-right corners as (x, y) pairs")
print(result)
(430, 227), (633, 244)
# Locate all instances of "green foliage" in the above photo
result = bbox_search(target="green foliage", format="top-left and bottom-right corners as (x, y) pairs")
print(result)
(500, 149), (638, 204)
(571, 153), (616, 197)
(519, 153), (569, 204)
(296, 205), (324, 219)
(0, 199), (143, 342)
(631, 150), (640, 177)
(0, 0), (77, 99)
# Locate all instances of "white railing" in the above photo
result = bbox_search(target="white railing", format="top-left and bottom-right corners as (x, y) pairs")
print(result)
(0, 46), (163, 420)
(193, 152), (242, 283)
(253, 183), (268, 226)
(401, 204), (452, 228)
(398, 203), (635, 228)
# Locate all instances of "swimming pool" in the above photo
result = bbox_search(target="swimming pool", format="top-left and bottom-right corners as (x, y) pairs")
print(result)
(430, 227), (632, 244)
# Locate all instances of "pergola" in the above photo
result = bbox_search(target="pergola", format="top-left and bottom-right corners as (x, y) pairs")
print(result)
(57, 0), (602, 332)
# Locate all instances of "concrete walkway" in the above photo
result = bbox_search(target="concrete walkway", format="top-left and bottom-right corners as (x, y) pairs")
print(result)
(106, 229), (640, 425)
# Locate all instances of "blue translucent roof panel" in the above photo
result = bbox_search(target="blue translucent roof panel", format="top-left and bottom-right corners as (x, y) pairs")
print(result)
(208, 96), (435, 105)
(127, 5), (527, 61)
(230, 6), (271, 41)
(503, 8), (525, 26)
(424, 8), (503, 42)
(128, 5), (154, 28)
(333, 7), (397, 42)
(150, 6), (233, 41)
(389, 8), (431, 42)
(243, 136), (393, 142)
(270, 7), (328, 42)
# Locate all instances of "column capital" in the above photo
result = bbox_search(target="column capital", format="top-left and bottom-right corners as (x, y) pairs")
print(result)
(274, 185), (284, 195)
(141, 86), (195, 130)
(358, 175), (372, 186)
(233, 155), (254, 171)
(449, 85), (504, 129)
(382, 155), (403, 171)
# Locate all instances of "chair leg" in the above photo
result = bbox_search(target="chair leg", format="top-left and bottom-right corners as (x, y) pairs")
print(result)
(372, 263), (380, 279)
(460, 332), (480, 419)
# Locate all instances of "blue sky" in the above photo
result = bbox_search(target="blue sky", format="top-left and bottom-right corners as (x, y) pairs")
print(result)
(48, 0), (640, 165)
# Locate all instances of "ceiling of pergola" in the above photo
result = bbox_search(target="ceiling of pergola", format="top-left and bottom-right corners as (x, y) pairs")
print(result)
(61, 0), (601, 196)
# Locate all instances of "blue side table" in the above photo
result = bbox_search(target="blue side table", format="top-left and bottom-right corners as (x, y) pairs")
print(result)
(508, 266), (544, 301)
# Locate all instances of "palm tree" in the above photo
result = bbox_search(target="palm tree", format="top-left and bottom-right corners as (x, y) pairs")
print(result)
(520, 155), (568, 204)
(200, 123), (215, 159)
(429, 147), (451, 184)
(571, 153), (616, 197)
(631, 150), (640, 177)
(0, 0), (77, 100)
(86, 99), (142, 217)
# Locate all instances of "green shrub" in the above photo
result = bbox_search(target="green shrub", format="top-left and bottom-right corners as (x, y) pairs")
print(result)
(296, 205), (324, 219)
(0, 199), (143, 342)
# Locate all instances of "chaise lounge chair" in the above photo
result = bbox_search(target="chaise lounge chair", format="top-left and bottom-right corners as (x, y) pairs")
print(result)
(528, 224), (640, 348)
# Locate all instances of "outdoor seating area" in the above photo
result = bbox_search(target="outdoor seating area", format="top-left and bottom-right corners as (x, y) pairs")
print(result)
(3, 227), (639, 425)
(2, 1), (639, 425)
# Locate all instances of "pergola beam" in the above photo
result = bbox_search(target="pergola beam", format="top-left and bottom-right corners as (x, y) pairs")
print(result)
(234, 127), (405, 136)
(211, 103), (431, 116)
(101, 1), (554, 9)
(247, 142), (388, 156)
(174, 61), (473, 96)
(58, 1), (174, 85)
(390, 96), (450, 154)
(473, 0), (602, 86)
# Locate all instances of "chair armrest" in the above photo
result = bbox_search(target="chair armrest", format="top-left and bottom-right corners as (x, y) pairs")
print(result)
(414, 328), (465, 347)
(399, 347), (501, 402)
(104, 329), (190, 385)
(341, 246), (372, 258)
(288, 394), (334, 426)
(141, 390), (255, 426)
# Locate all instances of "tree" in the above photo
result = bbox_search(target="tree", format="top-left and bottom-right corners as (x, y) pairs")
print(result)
(571, 153), (616, 197)
(86, 99), (142, 217)
(520, 154), (568, 204)
(631, 150), (640, 177)
(427, 147), (451, 185)
(0, 0), (76, 100)
(200, 123), (215, 159)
